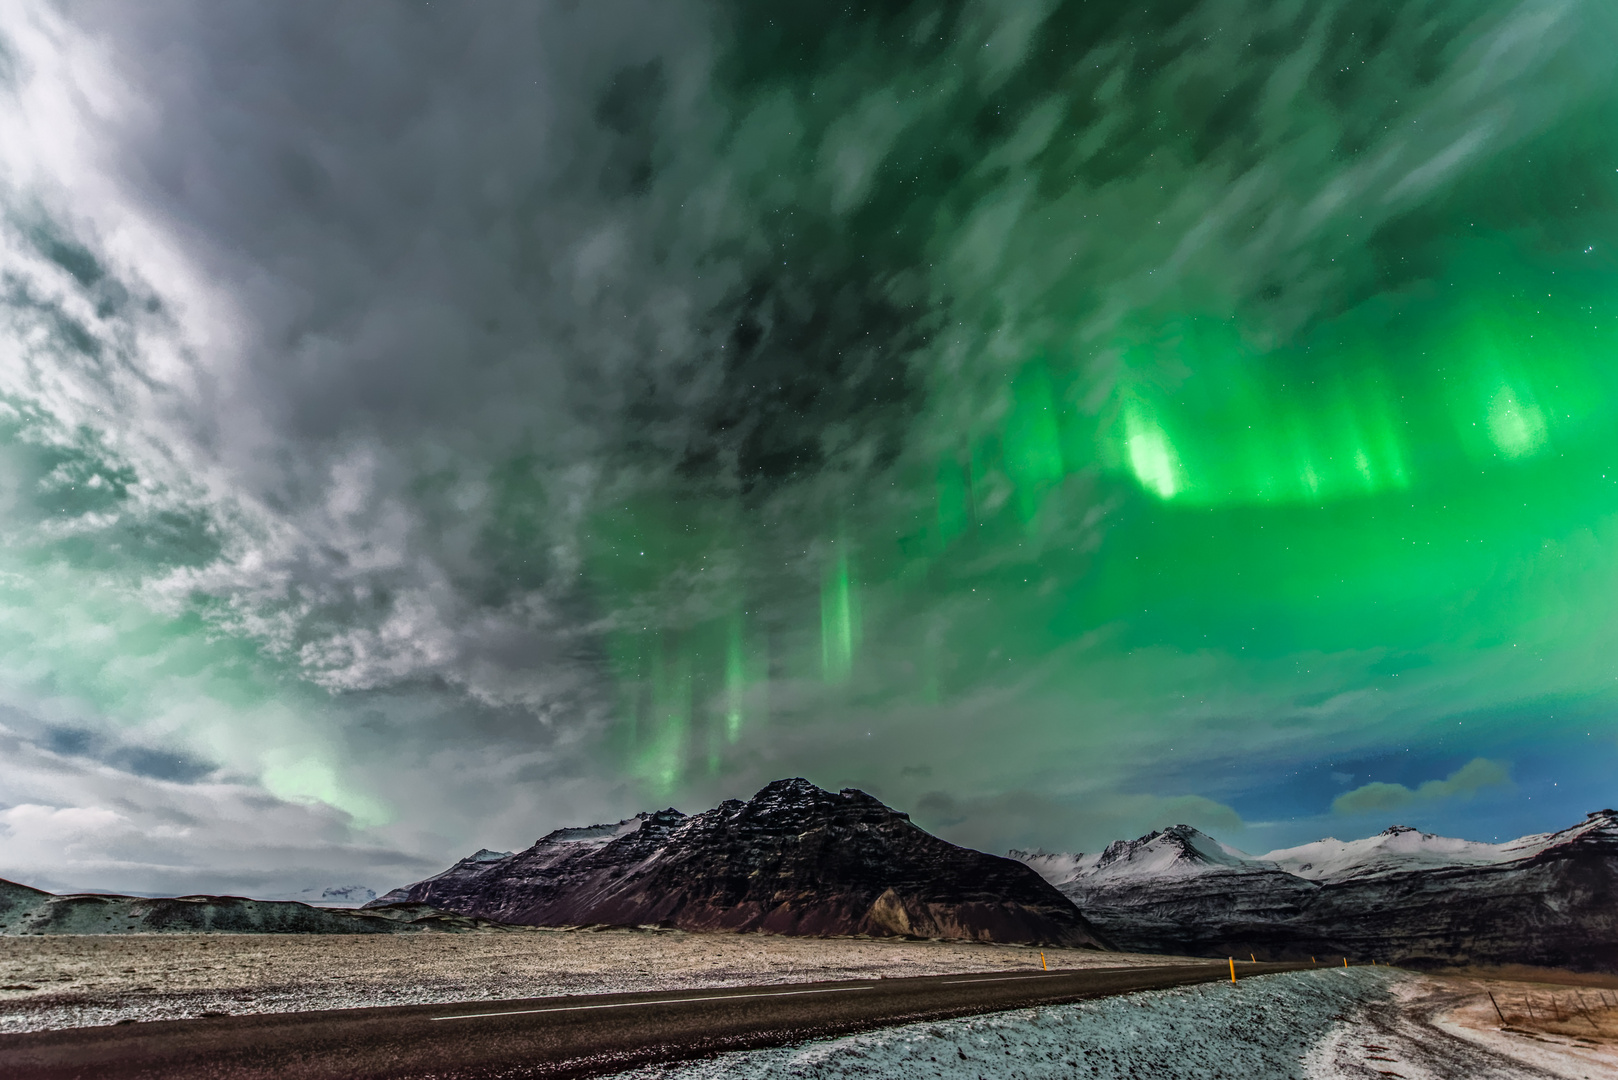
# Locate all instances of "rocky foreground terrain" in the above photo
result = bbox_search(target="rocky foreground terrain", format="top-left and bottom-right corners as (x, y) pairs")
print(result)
(1014, 809), (1618, 971)
(372, 778), (1105, 947)
(0, 929), (1172, 1034)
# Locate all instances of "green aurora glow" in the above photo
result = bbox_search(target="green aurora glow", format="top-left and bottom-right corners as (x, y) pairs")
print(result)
(577, 1), (1618, 839)
(1, 0), (1616, 889)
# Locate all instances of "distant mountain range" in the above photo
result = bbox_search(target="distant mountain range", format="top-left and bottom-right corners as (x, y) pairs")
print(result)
(8, 785), (1609, 971)
(267, 884), (379, 908)
(1012, 809), (1618, 972)
(369, 778), (1105, 948)
(0, 877), (505, 935)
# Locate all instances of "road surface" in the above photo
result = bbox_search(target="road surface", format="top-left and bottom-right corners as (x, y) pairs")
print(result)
(0, 960), (1309, 1079)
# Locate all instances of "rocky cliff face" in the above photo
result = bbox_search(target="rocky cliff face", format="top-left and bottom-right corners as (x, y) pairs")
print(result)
(1013, 810), (1618, 971)
(372, 778), (1107, 948)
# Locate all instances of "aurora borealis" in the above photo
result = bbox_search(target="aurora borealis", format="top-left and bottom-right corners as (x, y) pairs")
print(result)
(1, 0), (1615, 896)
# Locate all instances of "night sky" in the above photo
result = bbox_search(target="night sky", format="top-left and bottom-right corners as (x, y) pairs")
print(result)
(1, 0), (1615, 898)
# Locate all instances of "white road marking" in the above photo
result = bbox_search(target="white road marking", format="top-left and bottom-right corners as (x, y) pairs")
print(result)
(432, 985), (875, 1021)
(940, 973), (1074, 985)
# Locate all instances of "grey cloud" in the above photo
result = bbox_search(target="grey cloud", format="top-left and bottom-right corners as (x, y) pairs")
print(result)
(31, 0), (1589, 711)
(3, 1), (735, 835)
(0, 0), (1603, 880)
(40, 726), (216, 784)
(908, 786), (1244, 857)
(0, 722), (443, 895)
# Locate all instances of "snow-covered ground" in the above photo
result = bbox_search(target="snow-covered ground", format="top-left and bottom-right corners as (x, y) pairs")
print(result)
(615, 968), (1613, 1079)
(615, 968), (1400, 1080)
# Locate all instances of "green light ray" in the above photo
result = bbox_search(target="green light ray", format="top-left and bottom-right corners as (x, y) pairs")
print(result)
(820, 548), (858, 685)
(725, 614), (745, 744)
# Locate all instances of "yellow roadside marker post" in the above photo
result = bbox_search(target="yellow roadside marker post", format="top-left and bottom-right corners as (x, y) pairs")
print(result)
(1040, 952), (1048, 971)
(1249, 954), (1256, 963)
(1343, 958), (1349, 968)
(1229, 958), (1236, 984)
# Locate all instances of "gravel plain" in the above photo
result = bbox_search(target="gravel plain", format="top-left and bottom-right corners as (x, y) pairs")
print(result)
(0, 930), (1192, 1033)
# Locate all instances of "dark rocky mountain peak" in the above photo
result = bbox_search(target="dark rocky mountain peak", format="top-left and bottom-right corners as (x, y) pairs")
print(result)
(371, 779), (1107, 947)
(755, 775), (824, 801)
(1094, 837), (1135, 870)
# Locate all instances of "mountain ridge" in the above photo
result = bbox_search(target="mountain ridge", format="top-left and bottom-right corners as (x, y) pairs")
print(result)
(1012, 809), (1618, 971)
(370, 778), (1107, 948)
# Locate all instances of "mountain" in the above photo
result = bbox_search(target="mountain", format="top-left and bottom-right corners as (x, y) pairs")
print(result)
(368, 813), (678, 915)
(0, 880), (508, 934)
(265, 884), (379, 908)
(1262, 824), (1546, 882)
(1012, 810), (1618, 971)
(370, 778), (1107, 947)
(1012, 825), (1322, 964)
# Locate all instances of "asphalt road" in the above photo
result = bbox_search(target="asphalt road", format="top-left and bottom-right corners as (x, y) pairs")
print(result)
(0, 960), (1310, 1079)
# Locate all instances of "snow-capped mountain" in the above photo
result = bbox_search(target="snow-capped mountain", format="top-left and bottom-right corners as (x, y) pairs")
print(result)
(1017, 824), (1279, 885)
(1260, 823), (1560, 882)
(370, 778), (1107, 947)
(264, 884), (379, 908)
(1013, 824), (1320, 961)
(1012, 810), (1618, 971)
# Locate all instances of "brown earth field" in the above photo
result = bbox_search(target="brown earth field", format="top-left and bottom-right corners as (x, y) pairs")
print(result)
(1307, 968), (1618, 1079)
(1440, 970), (1618, 1076)
(0, 929), (1195, 1034)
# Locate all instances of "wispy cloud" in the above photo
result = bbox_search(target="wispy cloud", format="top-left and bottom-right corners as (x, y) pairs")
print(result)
(1332, 758), (1513, 817)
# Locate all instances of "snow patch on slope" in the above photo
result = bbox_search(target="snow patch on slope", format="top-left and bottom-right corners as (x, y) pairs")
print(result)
(1260, 826), (1518, 883)
(535, 816), (657, 849)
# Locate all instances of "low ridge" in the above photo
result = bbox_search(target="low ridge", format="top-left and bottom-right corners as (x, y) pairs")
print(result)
(0, 882), (508, 935)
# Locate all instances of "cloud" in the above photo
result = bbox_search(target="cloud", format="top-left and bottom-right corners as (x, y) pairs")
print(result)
(1332, 757), (1512, 816)
(0, 0), (1608, 889)
(909, 786), (1244, 857)
(0, 721), (444, 895)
